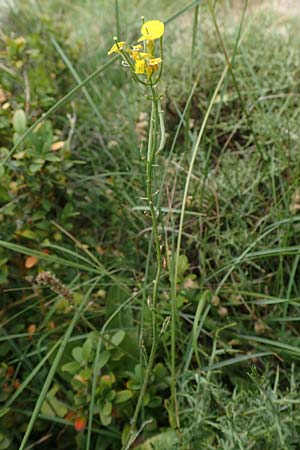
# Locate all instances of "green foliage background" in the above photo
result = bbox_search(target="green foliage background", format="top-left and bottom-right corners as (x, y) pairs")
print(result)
(1, 1), (300, 449)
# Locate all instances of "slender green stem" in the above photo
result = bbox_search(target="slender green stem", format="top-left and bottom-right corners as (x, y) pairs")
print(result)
(185, 3), (200, 158)
(157, 98), (166, 152)
(190, 4), (200, 79)
(123, 84), (162, 450)
(115, 0), (120, 39)
(165, 0), (202, 25)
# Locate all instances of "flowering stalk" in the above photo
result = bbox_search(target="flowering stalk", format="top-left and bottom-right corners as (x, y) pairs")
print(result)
(123, 83), (163, 450)
(108, 19), (165, 448)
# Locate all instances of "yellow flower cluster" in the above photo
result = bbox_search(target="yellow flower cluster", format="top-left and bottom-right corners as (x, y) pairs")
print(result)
(108, 20), (164, 80)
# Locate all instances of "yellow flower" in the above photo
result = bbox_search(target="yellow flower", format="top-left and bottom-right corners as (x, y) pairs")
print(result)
(107, 19), (164, 81)
(146, 57), (162, 77)
(107, 41), (126, 55)
(138, 20), (164, 42)
(148, 57), (162, 67)
(135, 59), (146, 74)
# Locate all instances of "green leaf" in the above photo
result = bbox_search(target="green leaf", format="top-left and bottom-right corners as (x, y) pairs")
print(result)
(115, 390), (133, 404)
(99, 401), (112, 426)
(41, 385), (68, 418)
(79, 368), (92, 380)
(126, 380), (140, 390)
(98, 350), (110, 369)
(44, 153), (61, 162)
(111, 329), (125, 347)
(61, 361), (80, 374)
(100, 412), (112, 427)
(72, 347), (84, 364)
(13, 109), (27, 133)
(177, 254), (189, 281)
(176, 294), (186, 308)
(107, 390), (116, 402)
(41, 395), (68, 418)
(82, 338), (93, 362)
(29, 162), (44, 173)
(153, 363), (168, 378)
(102, 401), (112, 416)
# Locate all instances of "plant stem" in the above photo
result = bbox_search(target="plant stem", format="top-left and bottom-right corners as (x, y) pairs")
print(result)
(114, 0), (120, 39)
(123, 83), (162, 450)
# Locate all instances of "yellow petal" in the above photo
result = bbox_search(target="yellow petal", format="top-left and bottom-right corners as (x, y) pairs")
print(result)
(107, 41), (126, 55)
(149, 57), (162, 66)
(138, 20), (164, 42)
(131, 51), (140, 61)
(140, 52), (152, 59)
(135, 59), (145, 74)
